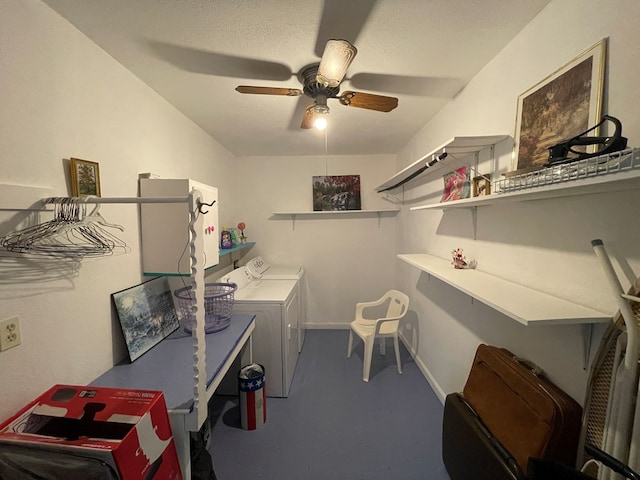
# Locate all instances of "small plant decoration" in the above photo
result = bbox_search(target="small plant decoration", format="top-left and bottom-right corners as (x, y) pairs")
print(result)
(451, 248), (476, 269)
(237, 222), (247, 243)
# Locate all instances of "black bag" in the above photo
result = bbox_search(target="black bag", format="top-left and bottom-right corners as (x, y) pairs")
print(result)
(528, 443), (640, 480)
(442, 393), (525, 480)
(190, 430), (217, 480)
(0, 443), (119, 480)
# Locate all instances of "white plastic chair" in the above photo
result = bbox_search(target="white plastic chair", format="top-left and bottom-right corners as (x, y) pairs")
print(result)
(347, 290), (410, 382)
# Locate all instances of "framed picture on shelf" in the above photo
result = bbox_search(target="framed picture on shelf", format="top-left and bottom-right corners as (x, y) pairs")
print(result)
(441, 167), (470, 202)
(312, 175), (361, 211)
(513, 38), (606, 172)
(70, 157), (101, 197)
(472, 175), (491, 197)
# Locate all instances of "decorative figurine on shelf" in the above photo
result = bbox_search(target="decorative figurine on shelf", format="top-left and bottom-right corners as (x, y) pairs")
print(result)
(451, 248), (476, 269)
(237, 222), (247, 243)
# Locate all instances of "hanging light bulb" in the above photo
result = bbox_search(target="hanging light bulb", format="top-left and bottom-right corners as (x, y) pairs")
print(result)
(316, 39), (357, 88)
(312, 94), (329, 130)
(314, 115), (328, 130)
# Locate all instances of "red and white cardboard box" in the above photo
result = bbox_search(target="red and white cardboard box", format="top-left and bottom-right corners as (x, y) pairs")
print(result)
(0, 384), (182, 480)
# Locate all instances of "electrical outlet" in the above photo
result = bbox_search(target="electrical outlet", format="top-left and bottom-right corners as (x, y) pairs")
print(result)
(0, 316), (21, 351)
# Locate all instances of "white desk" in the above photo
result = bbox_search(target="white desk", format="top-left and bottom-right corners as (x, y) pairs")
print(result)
(92, 314), (255, 478)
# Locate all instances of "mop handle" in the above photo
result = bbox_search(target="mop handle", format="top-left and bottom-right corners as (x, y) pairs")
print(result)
(591, 239), (639, 371)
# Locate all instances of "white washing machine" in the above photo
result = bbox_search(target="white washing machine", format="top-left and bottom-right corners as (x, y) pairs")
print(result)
(245, 256), (306, 352)
(221, 266), (300, 398)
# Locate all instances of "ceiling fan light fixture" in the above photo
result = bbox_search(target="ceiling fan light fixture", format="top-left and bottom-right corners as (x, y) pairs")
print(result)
(316, 39), (357, 88)
(313, 94), (330, 115)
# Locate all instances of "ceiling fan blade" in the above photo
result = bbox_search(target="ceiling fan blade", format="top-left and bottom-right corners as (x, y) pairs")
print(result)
(147, 41), (292, 81)
(287, 97), (313, 131)
(314, 0), (378, 57)
(349, 73), (466, 97)
(236, 86), (302, 96)
(338, 91), (398, 112)
(301, 106), (315, 129)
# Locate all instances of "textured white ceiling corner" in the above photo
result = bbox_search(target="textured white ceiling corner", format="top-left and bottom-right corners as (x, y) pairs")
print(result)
(42, 0), (551, 156)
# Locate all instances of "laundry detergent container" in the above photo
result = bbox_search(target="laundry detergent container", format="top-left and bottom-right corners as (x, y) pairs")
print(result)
(174, 282), (237, 333)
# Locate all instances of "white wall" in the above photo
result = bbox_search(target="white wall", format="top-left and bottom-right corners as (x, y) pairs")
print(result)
(3, 0), (638, 426)
(395, 0), (640, 404)
(228, 152), (399, 329)
(0, 0), (236, 421)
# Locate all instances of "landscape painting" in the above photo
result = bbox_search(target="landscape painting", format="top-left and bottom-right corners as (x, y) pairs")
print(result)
(513, 39), (605, 171)
(112, 277), (179, 361)
(313, 175), (361, 211)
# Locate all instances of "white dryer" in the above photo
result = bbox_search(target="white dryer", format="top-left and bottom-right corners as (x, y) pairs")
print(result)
(245, 256), (306, 352)
(222, 266), (299, 398)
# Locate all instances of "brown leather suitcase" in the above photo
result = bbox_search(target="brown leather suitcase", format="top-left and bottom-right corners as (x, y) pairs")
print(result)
(462, 344), (583, 473)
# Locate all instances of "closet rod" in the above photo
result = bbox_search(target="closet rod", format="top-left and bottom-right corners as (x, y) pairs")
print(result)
(44, 196), (190, 204)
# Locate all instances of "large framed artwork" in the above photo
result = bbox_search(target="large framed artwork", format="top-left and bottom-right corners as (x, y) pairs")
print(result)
(513, 38), (606, 172)
(312, 175), (361, 211)
(112, 277), (179, 361)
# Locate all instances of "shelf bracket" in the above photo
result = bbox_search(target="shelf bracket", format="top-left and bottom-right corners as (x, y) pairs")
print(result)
(581, 323), (594, 370)
(471, 206), (478, 240)
(290, 214), (296, 231)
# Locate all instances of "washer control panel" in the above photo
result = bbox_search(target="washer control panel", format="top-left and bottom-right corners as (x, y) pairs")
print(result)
(246, 256), (270, 278)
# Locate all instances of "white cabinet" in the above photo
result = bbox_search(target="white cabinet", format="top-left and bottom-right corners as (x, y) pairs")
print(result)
(140, 178), (219, 276)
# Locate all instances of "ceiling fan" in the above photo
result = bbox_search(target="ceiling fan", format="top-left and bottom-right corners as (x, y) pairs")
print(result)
(235, 39), (398, 130)
(148, 0), (460, 132)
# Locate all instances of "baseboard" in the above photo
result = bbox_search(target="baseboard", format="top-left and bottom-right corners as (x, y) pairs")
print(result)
(304, 323), (350, 329)
(399, 332), (446, 405)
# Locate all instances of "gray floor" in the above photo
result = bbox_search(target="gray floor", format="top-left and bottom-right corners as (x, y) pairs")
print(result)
(207, 329), (450, 480)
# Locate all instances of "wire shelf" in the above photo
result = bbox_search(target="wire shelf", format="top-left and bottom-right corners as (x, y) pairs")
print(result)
(494, 147), (640, 194)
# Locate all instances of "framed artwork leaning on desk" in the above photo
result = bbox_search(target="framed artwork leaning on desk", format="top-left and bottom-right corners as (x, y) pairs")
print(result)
(112, 277), (179, 361)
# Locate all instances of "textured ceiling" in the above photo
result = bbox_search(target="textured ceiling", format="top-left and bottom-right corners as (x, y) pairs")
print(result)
(42, 0), (551, 156)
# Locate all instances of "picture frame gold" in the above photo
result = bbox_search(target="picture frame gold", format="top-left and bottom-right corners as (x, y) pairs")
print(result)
(472, 175), (491, 197)
(70, 158), (101, 197)
(512, 38), (606, 172)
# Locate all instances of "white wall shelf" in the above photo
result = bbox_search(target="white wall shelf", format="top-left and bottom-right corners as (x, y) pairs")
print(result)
(271, 209), (400, 230)
(411, 161), (640, 211)
(375, 135), (509, 192)
(398, 253), (611, 326)
(272, 209), (399, 216)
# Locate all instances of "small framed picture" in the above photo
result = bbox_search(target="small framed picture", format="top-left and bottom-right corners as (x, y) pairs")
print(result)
(472, 175), (491, 197)
(70, 158), (101, 197)
(441, 167), (470, 202)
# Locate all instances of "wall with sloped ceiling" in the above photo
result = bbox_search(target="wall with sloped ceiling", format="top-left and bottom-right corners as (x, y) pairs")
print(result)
(395, 0), (640, 404)
(0, 0), (236, 421)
